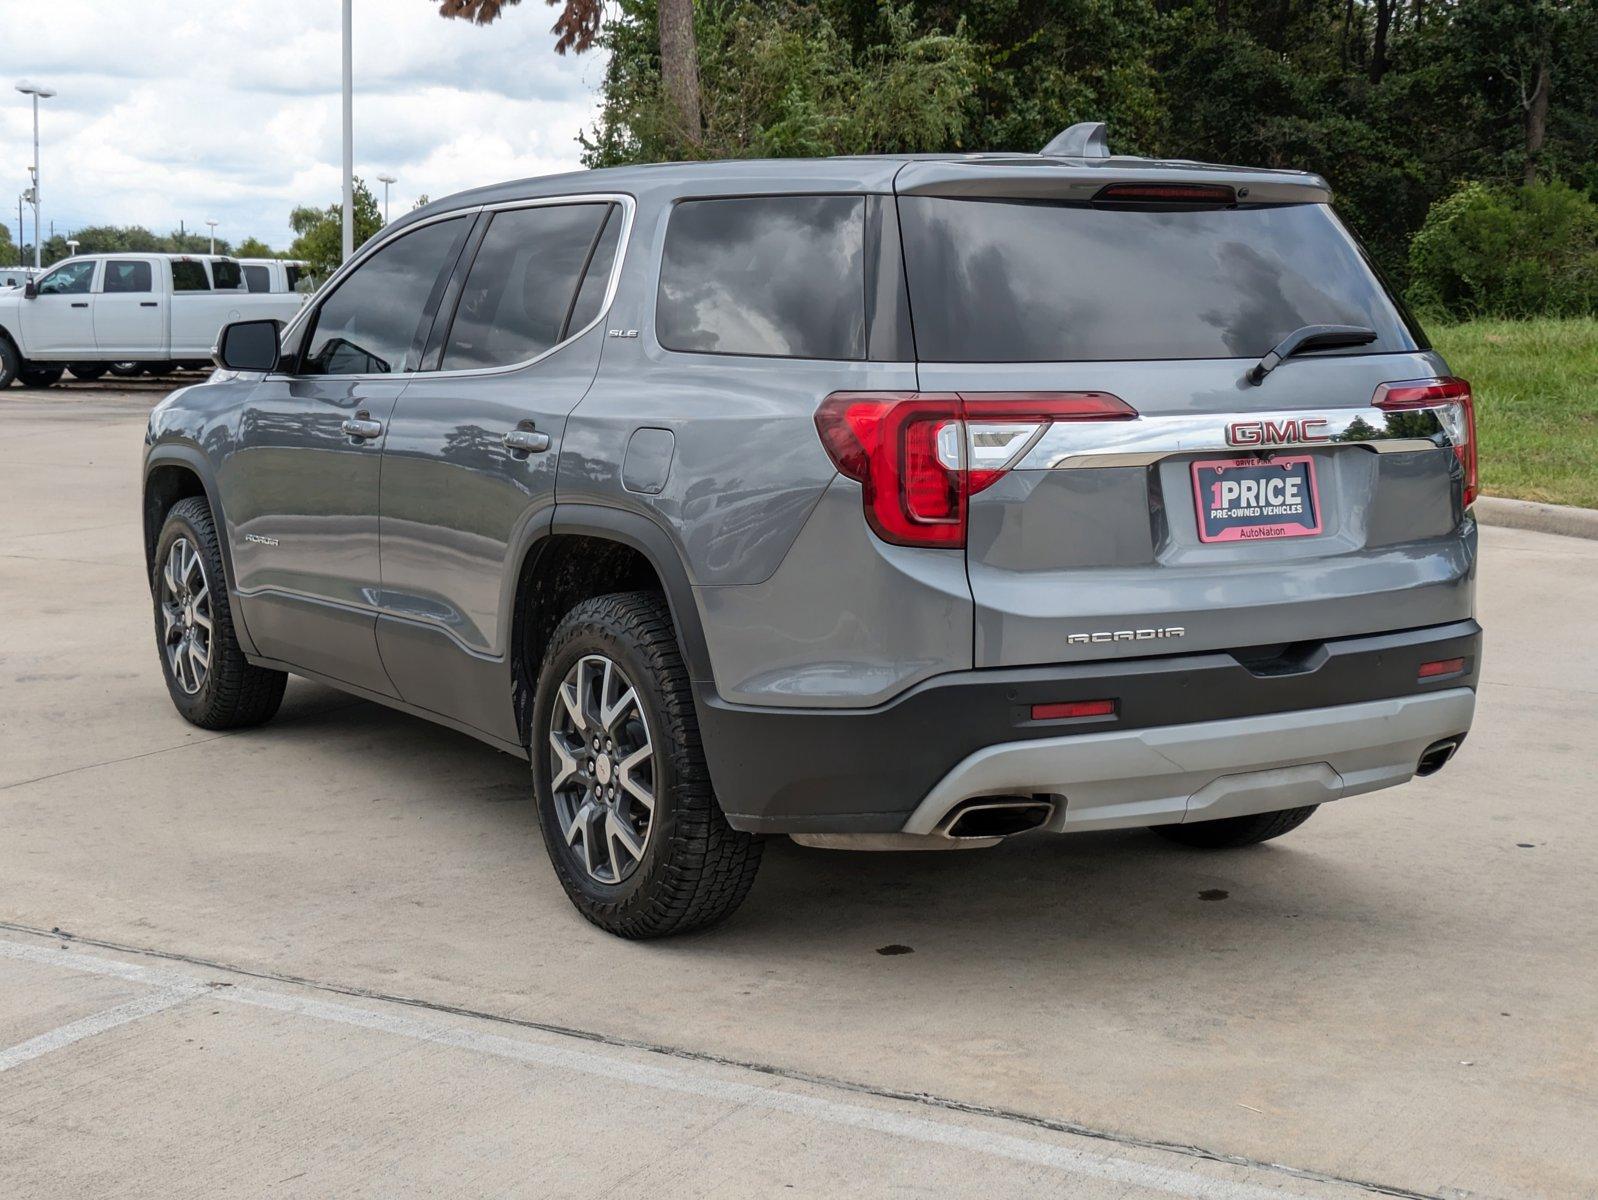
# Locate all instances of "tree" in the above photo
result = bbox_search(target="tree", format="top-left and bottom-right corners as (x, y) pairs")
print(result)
(0, 221), (16, 264)
(234, 237), (276, 258)
(436, 0), (703, 150)
(288, 178), (382, 281)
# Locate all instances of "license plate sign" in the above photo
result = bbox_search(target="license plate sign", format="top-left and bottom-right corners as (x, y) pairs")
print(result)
(1191, 455), (1321, 543)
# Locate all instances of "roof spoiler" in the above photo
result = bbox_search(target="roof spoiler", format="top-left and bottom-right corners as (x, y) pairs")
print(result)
(1040, 122), (1109, 159)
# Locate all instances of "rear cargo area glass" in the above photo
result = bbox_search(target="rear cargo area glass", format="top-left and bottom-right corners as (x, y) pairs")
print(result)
(898, 197), (1417, 362)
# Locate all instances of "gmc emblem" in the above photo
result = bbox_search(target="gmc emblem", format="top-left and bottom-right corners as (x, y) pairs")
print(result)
(1226, 418), (1331, 447)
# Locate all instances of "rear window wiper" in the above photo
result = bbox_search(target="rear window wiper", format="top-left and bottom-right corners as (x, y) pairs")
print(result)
(1246, 324), (1377, 385)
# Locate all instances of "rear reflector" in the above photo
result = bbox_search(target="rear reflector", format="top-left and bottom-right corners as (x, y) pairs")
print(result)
(1374, 376), (1478, 507)
(815, 391), (1136, 548)
(1031, 699), (1117, 721)
(1418, 657), (1466, 679)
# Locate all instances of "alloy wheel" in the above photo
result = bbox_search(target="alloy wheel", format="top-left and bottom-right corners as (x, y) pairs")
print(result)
(548, 654), (656, 884)
(159, 536), (212, 695)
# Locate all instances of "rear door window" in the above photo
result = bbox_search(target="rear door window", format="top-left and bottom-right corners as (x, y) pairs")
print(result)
(242, 264), (271, 293)
(103, 260), (153, 293)
(171, 260), (210, 292)
(657, 195), (865, 360)
(440, 202), (611, 371)
(897, 197), (1417, 362)
(300, 216), (471, 376)
(210, 260), (244, 290)
(565, 207), (624, 336)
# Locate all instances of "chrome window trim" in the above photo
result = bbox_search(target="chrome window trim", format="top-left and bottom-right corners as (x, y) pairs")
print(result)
(1016, 406), (1451, 470)
(270, 192), (636, 383)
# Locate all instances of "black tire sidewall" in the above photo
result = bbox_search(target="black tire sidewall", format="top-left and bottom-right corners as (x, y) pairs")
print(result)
(531, 606), (688, 920)
(0, 338), (18, 388)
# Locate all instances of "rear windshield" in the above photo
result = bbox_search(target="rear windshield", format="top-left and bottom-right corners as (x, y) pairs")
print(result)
(242, 264), (271, 293)
(898, 198), (1417, 362)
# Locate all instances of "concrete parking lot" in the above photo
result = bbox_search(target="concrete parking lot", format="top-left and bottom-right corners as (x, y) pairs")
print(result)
(2, 384), (1595, 1199)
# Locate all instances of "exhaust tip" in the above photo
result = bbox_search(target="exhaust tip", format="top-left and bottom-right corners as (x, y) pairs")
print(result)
(942, 797), (1054, 840)
(1416, 736), (1464, 778)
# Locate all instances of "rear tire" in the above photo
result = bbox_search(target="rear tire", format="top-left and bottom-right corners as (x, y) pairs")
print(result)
(109, 362), (144, 377)
(532, 591), (763, 938)
(17, 364), (63, 388)
(141, 360), (176, 378)
(67, 362), (108, 381)
(1151, 805), (1318, 849)
(152, 496), (287, 730)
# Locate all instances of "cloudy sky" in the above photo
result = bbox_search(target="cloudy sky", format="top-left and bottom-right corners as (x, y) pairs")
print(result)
(0, 0), (605, 251)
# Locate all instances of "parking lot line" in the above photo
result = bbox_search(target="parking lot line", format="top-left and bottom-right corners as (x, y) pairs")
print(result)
(0, 934), (1364, 1200)
(0, 985), (200, 1074)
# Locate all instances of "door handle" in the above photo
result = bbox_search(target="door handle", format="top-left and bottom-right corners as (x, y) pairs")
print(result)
(502, 428), (551, 455)
(139, 301), (158, 308)
(342, 413), (384, 440)
(71, 301), (88, 308)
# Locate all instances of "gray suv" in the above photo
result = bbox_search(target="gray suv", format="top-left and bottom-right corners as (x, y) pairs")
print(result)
(144, 125), (1480, 938)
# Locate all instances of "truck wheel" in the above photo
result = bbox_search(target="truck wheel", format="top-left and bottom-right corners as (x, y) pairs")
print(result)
(18, 365), (64, 388)
(109, 362), (144, 377)
(0, 337), (19, 388)
(141, 361), (176, 378)
(67, 363), (108, 381)
(152, 496), (287, 730)
(1151, 805), (1318, 849)
(532, 591), (763, 938)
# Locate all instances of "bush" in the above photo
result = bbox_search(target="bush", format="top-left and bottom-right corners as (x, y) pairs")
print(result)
(1407, 181), (1598, 319)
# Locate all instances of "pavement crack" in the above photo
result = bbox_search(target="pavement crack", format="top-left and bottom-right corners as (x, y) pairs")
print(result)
(0, 919), (1449, 1200)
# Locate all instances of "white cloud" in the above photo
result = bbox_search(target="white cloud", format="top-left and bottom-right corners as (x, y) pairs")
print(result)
(0, 0), (606, 250)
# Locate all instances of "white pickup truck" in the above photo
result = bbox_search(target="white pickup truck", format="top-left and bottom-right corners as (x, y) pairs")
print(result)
(238, 258), (313, 296)
(0, 253), (305, 387)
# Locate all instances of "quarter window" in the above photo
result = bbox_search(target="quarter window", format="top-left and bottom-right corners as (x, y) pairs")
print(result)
(441, 203), (611, 371)
(103, 260), (153, 294)
(172, 261), (210, 292)
(37, 261), (95, 295)
(300, 216), (470, 376)
(657, 196), (866, 360)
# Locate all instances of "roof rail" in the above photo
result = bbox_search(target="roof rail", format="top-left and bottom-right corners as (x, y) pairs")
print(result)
(1040, 121), (1110, 159)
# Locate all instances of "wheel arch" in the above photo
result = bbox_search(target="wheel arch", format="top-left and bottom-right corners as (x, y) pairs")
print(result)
(143, 445), (257, 655)
(508, 504), (712, 748)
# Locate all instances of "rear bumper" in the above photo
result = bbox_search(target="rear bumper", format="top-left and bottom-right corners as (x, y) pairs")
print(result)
(699, 619), (1481, 834)
(901, 688), (1474, 836)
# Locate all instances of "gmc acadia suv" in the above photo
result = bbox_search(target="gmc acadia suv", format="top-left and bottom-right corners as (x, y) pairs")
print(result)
(143, 124), (1480, 938)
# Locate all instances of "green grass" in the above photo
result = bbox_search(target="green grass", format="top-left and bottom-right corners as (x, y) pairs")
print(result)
(1428, 317), (1598, 510)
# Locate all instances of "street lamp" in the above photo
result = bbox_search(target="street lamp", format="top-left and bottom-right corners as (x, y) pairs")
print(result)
(205, 219), (219, 254)
(377, 173), (396, 224)
(66, 238), (79, 257)
(15, 80), (56, 270)
(341, 0), (354, 262)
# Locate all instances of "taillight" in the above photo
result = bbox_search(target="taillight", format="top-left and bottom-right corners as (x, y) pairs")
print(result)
(1373, 376), (1477, 507)
(814, 391), (1137, 548)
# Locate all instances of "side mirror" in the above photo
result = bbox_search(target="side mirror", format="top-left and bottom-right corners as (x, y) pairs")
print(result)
(215, 318), (281, 373)
(23, 280), (36, 299)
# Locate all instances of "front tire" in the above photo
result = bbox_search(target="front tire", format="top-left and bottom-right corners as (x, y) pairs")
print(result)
(67, 362), (108, 381)
(152, 496), (286, 729)
(532, 592), (763, 938)
(0, 337), (20, 387)
(1151, 805), (1318, 849)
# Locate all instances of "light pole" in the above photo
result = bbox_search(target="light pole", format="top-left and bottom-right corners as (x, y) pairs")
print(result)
(205, 220), (219, 254)
(377, 173), (396, 224)
(15, 80), (56, 270)
(341, 0), (354, 262)
(66, 238), (78, 257)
